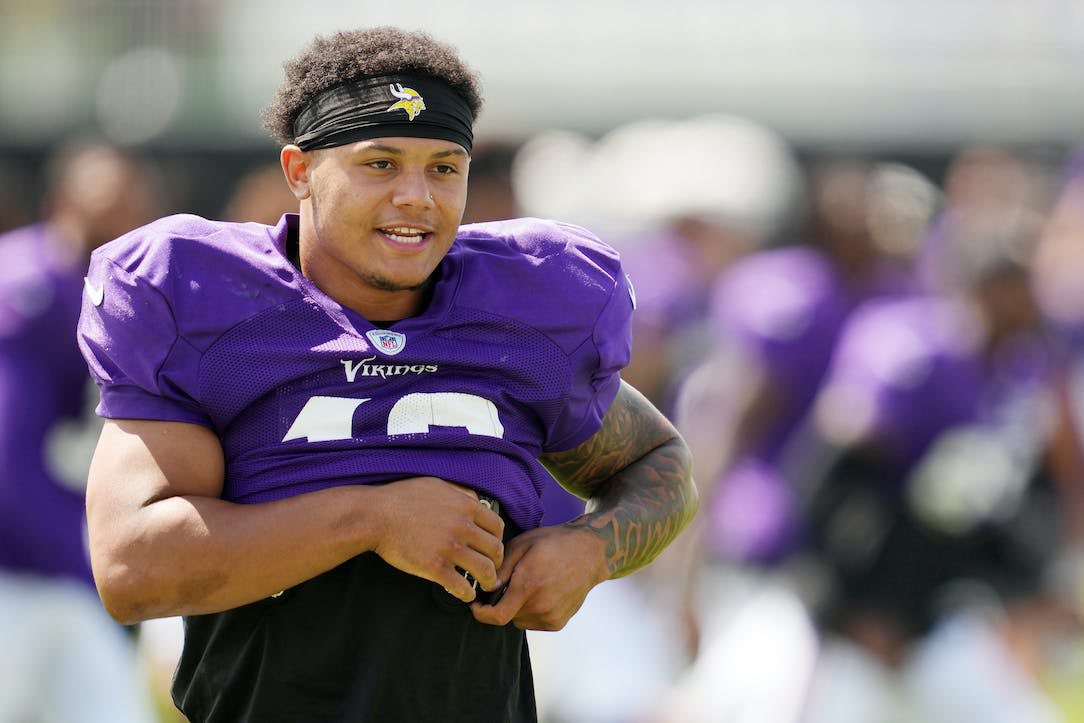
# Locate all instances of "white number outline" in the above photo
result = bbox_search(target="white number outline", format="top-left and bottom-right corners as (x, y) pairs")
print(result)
(282, 392), (504, 443)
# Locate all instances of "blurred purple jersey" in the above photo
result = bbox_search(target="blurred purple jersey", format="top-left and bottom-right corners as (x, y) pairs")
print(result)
(0, 224), (94, 582)
(713, 245), (915, 458)
(712, 247), (851, 459)
(619, 233), (706, 332)
(821, 295), (1052, 479)
(704, 246), (914, 561)
(78, 214), (633, 531)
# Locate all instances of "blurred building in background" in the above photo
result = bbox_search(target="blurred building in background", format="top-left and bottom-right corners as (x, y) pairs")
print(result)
(2, 0), (1082, 214)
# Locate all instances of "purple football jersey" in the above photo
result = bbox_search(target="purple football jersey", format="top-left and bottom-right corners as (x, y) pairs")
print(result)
(78, 214), (633, 531)
(702, 246), (916, 561)
(618, 233), (705, 331)
(711, 246), (852, 460)
(819, 294), (1052, 478)
(0, 224), (94, 582)
(822, 296), (982, 475)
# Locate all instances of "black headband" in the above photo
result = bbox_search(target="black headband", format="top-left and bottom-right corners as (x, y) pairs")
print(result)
(292, 73), (474, 153)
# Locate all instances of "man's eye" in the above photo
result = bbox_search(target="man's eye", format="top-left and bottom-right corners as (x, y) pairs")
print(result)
(367, 160), (393, 170)
(433, 164), (458, 175)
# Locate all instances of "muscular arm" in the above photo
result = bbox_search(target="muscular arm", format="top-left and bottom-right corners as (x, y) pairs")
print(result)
(541, 381), (698, 578)
(472, 381), (697, 629)
(88, 419), (504, 624)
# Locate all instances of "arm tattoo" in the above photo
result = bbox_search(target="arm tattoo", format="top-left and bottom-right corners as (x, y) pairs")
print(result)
(540, 382), (698, 578)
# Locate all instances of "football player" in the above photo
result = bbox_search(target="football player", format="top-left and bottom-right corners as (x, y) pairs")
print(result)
(77, 26), (697, 722)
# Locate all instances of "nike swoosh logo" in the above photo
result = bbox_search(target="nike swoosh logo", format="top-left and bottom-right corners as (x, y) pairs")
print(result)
(83, 277), (104, 307)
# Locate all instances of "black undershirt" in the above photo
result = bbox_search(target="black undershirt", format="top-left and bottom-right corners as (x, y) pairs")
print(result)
(172, 552), (536, 722)
(177, 229), (537, 720)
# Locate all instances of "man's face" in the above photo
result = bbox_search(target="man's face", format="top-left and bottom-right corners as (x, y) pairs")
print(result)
(56, 149), (159, 252)
(299, 136), (470, 298)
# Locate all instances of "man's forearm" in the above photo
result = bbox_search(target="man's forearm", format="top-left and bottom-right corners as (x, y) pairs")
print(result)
(564, 437), (697, 577)
(94, 484), (382, 624)
(539, 382), (699, 579)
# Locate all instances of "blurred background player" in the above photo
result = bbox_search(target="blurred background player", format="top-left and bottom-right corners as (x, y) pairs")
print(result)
(461, 140), (523, 224)
(219, 161), (300, 225)
(799, 203), (1079, 723)
(519, 116), (804, 723)
(680, 158), (929, 569)
(517, 115), (802, 533)
(514, 115), (803, 417)
(656, 157), (938, 723)
(0, 160), (31, 234)
(0, 139), (160, 722)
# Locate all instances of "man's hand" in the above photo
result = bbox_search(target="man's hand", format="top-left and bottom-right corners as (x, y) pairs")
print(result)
(371, 477), (505, 603)
(471, 381), (697, 630)
(469, 523), (607, 630)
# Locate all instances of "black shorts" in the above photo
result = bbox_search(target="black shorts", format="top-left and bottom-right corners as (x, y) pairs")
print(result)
(172, 552), (536, 722)
(807, 448), (1058, 637)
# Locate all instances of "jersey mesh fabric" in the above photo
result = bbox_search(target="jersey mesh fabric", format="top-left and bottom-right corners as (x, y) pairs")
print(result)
(195, 291), (577, 530)
(78, 214), (632, 720)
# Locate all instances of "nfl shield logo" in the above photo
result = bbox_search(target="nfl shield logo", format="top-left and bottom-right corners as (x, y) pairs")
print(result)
(365, 328), (407, 356)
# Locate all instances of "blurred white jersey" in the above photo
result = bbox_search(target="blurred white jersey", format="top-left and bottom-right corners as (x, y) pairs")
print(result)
(0, 571), (155, 723)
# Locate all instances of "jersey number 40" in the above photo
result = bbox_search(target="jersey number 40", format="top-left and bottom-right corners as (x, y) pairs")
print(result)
(282, 392), (505, 443)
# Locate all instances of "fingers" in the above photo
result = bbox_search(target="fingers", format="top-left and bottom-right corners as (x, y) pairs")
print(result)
(436, 508), (505, 599)
(472, 522), (505, 581)
(472, 576), (584, 631)
(452, 544), (501, 594)
(492, 533), (529, 586)
(438, 479), (505, 542)
(456, 493), (505, 584)
(470, 528), (600, 630)
(372, 478), (507, 600)
(473, 502), (505, 542)
(439, 568), (479, 603)
(470, 539), (533, 625)
(470, 575), (527, 626)
(430, 536), (501, 603)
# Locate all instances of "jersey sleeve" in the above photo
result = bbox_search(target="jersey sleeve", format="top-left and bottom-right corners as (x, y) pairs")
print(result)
(77, 254), (210, 427)
(543, 237), (634, 452)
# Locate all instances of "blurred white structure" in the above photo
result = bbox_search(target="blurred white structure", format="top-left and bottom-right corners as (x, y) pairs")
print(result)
(513, 114), (802, 237)
(1, 0), (1082, 147)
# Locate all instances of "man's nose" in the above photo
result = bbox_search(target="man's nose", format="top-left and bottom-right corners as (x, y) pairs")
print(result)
(391, 169), (435, 208)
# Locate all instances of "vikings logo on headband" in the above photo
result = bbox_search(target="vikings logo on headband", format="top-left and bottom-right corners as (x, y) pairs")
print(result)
(387, 84), (426, 121)
(292, 73), (473, 152)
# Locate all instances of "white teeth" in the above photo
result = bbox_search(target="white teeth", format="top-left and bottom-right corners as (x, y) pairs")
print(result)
(381, 227), (427, 244)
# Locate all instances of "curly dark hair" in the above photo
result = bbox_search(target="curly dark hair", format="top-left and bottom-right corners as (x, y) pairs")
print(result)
(262, 27), (484, 145)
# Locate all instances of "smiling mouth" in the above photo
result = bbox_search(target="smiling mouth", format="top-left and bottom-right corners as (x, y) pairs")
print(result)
(379, 226), (432, 246)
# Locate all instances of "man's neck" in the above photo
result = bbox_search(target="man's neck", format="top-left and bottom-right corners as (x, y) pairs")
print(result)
(288, 233), (431, 323)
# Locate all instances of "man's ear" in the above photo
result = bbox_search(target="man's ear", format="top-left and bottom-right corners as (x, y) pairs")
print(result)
(280, 145), (312, 201)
